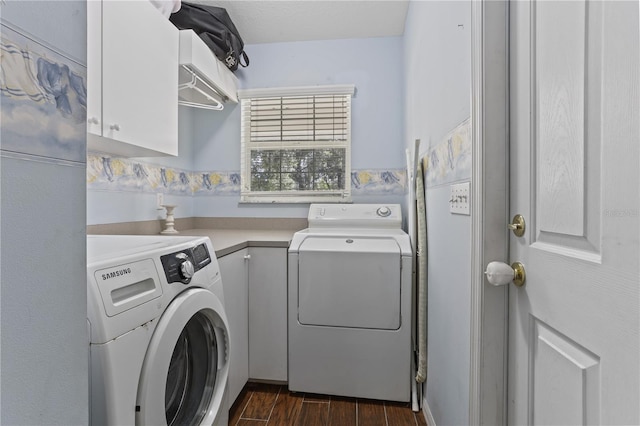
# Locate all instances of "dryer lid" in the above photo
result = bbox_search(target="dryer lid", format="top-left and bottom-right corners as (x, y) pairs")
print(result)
(289, 230), (412, 256)
(298, 235), (401, 255)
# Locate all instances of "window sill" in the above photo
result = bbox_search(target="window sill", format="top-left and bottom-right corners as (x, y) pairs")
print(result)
(239, 196), (352, 204)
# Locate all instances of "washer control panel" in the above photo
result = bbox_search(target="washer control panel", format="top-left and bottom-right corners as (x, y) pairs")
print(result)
(161, 243), (211, 284)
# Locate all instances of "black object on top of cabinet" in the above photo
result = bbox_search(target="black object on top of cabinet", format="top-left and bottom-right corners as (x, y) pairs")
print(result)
(170, 2), (249, 72)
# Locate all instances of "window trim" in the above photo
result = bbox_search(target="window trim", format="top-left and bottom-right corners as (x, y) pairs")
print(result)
(238, 84), (356, 100)
(238, 85), (355, 203)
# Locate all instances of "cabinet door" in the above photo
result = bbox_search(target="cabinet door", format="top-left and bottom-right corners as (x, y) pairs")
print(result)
(218, 248), (249, 405)
(100, 0), (178, 156)
(248, 247), (288, 381)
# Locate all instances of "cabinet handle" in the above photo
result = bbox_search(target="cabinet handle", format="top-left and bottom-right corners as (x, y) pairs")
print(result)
(109, 123), (120, 131)
(244, 255), (251, 260)
(87, 117), (100, 125)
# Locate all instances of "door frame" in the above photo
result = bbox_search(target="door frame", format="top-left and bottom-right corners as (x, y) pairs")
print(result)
(469, 1), (510, 425)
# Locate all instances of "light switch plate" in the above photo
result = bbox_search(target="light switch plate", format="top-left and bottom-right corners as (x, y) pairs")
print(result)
(450, 182), (470, 215)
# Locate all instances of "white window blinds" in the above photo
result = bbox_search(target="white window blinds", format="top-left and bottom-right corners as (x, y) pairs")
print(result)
(239, 85), (354, 203)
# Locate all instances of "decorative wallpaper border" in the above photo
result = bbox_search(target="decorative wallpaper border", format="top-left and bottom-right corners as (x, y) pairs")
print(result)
(192, 171), (241, 196)
(423, 118), (471, 188)
(86, 155), (190, 194)
(87, 153), (406, 197)
(351, 169), (406, 195)
(1, 24), (87, 163)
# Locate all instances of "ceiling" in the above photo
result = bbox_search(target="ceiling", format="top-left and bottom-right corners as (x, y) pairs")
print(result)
(188, 0), (410, 44)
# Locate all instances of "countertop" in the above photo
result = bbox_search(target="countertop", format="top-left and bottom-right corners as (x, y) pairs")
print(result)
(179, 228), (299, 257)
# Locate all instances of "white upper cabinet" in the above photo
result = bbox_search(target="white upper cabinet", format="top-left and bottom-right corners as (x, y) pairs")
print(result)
(87, 0), (178, 157)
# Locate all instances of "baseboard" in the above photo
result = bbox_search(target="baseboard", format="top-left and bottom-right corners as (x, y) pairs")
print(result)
(423, 399), (436, 426)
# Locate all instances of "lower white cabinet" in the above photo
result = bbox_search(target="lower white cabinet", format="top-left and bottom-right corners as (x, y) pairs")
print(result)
(218, 248), (249, 405)
(218, 246), (288, 405)
(248, 247), (288, 382)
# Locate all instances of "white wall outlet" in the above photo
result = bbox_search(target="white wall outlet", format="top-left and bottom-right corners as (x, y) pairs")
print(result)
(156, 193), (164, 209)
(450, 182), (470, 215)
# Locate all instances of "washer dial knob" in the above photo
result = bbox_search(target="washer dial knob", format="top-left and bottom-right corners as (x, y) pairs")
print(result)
(175, 253), (195, 282)
(376, 206), (392, 217)
(180, 260), (195, 280)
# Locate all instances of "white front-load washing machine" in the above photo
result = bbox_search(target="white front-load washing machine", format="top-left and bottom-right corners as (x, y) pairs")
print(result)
(288, 204), (413, 402)
(87, 235), (230, 426)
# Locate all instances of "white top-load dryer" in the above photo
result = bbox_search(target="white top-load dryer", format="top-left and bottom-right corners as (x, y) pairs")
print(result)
(288, 204), (412, 402)
(87, 235), (230, 426)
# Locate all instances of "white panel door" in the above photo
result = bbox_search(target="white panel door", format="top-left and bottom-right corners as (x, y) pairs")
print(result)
(509, 1), (639, 424)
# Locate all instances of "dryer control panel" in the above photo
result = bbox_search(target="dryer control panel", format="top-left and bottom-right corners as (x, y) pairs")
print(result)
(308, 204), (402, 229)
(161, 243), (211, 284)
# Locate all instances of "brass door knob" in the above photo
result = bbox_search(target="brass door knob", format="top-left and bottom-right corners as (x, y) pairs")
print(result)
(484, 261), (526, 287)
(507, 214), (526, 237)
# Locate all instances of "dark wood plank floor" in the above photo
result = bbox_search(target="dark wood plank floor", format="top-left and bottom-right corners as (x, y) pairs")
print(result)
(230, 382), (428, 426)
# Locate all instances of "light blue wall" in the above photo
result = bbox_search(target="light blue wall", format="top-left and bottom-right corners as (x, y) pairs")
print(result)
(87, 36), (407, 224)
(87, 107), (196, 224)
(192, 36), (406, 219)
(1, 1), (88, 424)
(403, 2), (472, 425)
(200, 35), (405, 169)
(1, 0), (86, 63)
(0, 157), (88, 425)
(198, 36), (405, 171)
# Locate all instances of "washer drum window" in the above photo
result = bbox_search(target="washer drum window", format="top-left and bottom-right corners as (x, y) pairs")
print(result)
(165, 312), (217, 426)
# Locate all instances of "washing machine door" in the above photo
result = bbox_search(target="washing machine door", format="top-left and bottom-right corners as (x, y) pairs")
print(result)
(136, 288), (229, 426)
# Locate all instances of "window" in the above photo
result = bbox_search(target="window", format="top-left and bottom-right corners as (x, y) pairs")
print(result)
(239, 85), (355, 203)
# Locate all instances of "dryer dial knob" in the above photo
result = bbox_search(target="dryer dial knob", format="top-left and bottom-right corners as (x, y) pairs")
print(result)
(180, 260), (195, 281)
(377, 206), (391, 217)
